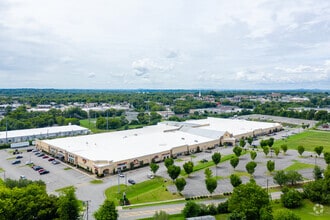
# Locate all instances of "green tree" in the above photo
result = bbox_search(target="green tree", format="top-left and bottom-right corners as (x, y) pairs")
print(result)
(250, 151), (257, 160)
(182, 201), (201, 218)
(205, 177), (217, 195)
(212, 152), (221, 166)
(204, 168), (213, 179)
(314, 146), (324, 157)
(230, 174), (242, 187)
(273, 170), (288, 187)
(273, 209), (301, 220)
(260, 139), (268, 148)
(281, 188), (302, 208)
(286, 170), (302, 186)
(297, 145), (305, 156)
(313, 165), (323, 180)
(239, 138), (246, 148)
(266, 160), (275, 173)
(164, 158), (174, 168)
(153, 210), (169, 220)
(247, 136), (253, 146)
(274, 147), (280, 157)
(245, 161), (257, 177)
(175, 178), (186, 193)
(281, 144), (288, 155)
(263, 146), (270, 157)
(324, 152), (330, 165)
(233, 146), (242, 157)
(93, 200), (118, 220)
(230, 157), (239, 170)
(267, 138), (274, 148)
(150, 163), (159, 175)
(228, 181), (272, 220)
(167, 165), (181, 181)
(212, 152), (221, 176)
(57, 187), (80, 220)
(183, 161), (194, 177)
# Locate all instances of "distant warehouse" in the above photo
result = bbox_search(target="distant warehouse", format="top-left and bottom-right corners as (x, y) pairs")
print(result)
(0, 125), (90, 146)
(36, 117), (282, 176)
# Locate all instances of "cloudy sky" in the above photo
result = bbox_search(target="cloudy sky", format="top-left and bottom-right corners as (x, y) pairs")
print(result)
(0, 0), (330, 90)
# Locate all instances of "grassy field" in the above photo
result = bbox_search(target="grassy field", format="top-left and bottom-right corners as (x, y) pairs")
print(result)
(138, 200), (330, 220)
(105, 177), (182, 205)
(273, 130), (330, 152)
(80, 119), (144, 133)
(284, 160), (315, 171)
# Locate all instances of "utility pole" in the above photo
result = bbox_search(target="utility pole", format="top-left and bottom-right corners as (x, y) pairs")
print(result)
(106, 110), (109, 130)
(84, 200), (91, 220)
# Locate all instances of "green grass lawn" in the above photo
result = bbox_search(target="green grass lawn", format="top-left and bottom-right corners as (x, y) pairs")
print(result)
(105, 177), (182, 205)
(284, 160), (315, 171)
(273, 130), (330, 152)
(80, 119), (145, 133)
(272, 199), (330, 220)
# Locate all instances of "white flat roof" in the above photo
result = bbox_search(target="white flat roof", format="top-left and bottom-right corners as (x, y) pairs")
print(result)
(41, 117), (281, 163)
(43, 123), (213, 162)
(185, 117), (281, 136)
(0, 125), (89, 139)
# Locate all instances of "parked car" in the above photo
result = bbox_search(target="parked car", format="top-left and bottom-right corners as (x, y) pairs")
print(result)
(25, 160), (34, 165)
(12, 160), (21, 165)
(39, 170), (49, 175)
(128, 179), (136, 185)
(38, 169), (45, 173)
(20, 175), (26, 180)
(42, 155), (49, 159)
(32, 165), (43, 171)
(27, 149), (33, 152)
(118, 173), (125, 178)
(16, 155), (23, 159)
(52, 160), (60, 165)
(32, 149), (39, 153)
(147, 173), (154, 179)
(48, 158), (55, 162)
(201, 159), (208, 163)
(34, 152), (40, 156)
(38, 153), (45, 157)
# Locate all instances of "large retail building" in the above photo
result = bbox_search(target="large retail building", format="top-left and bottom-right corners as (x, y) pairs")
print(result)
(36, 117), (282, 175)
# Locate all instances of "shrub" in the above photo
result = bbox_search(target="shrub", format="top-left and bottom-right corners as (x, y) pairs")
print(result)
(273, 209), (301, 220)
(281, 189), (302, 208)
(217, 200), (229, 214)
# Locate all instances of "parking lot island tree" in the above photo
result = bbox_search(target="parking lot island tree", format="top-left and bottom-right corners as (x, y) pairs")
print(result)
(233, 146), (242, 158)
(239, 138), (246, 148)
(150, 163), (159, 175)
(183, 161), (194, 177)
(324, 152), (330, 165)
(167, 165), (181, 182)
(245, 161), (257, 177)
(205, 177), (217, 195)
(175, 177), (186, 193)
(164, 158), (174, 168)
(314, 146), (324, 157)
(230, 174), (242, 187)
(274, 147), (280, 157)
(250, 151), (257, 160)
(262, 146), (270, 157)
(230, 156), (239, 171)
(267, 160), (275, 174)
(297, 145), (305, 157)
(273, 170), (288, 187)
(212, 152), (221, 176)
(281, 144), (288, 155)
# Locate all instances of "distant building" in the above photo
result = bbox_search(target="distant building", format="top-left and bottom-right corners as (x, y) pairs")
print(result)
(0, 125), (90, 145)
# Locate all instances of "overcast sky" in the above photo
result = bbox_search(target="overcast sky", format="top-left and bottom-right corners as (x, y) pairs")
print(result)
(0, 0), (330, 90)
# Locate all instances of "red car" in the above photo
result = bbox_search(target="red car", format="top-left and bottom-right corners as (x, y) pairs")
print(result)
(42, 155), (49, 159)
(48, 158), (55, 161)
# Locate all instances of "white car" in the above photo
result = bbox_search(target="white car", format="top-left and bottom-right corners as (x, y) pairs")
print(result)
(147, 174), (154, 179)
(25, 161), (34, 165)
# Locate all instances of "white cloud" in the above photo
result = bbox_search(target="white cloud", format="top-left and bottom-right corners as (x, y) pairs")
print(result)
(87, 72), (96, 78)
(132, 58), (174, 77)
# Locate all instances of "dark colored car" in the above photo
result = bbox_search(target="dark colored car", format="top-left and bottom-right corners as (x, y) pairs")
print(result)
(42, 155), (49, 159)
(38, 153), (45, 157)
(32, 166), (43, 171)
(16, 155), (23, 159)
(35, 152), (40, 156)
(12, 160), (21, 165)
(52, 160), (60, 165)
(128, 179), (136, 185)
(27, 149), (33, 152)
(48, 158), (55, 162)
(39, 170), (49, 175)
